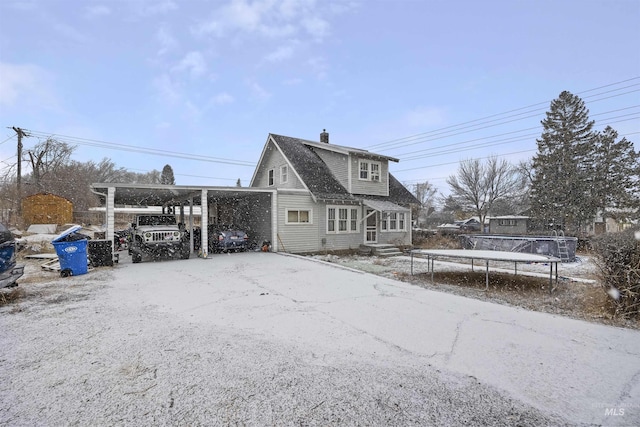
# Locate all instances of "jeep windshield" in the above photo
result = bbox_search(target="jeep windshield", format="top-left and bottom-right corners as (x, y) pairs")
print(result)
(138, 215), (177, 226)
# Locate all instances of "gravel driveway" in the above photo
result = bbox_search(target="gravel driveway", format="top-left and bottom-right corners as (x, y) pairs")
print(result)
(2, 252), (639, 426)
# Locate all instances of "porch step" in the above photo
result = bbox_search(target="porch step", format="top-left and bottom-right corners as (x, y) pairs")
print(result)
(359, 244), (403, 257)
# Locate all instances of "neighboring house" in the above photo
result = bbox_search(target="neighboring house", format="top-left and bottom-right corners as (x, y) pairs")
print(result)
(250, 132), (419, 253)
(586, 209), (637, 236)
(488, 215), (530, 235)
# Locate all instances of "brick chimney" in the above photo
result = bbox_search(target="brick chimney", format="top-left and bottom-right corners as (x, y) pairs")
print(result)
(320, 129), (329, 143)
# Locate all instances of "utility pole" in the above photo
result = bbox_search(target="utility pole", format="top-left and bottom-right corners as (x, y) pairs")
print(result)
(11, 127), (27, 215)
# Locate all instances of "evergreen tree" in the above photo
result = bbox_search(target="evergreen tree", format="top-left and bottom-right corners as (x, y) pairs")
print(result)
(530, 91), (596, 234)
(592, 126), (640, 221)
(160, 164), (176, 185)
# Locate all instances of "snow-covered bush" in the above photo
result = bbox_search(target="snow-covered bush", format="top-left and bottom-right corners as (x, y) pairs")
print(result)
(591, 227), (640, 319)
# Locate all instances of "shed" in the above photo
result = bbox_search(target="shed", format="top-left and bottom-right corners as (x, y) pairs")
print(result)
(21, 193), (73, 227)
(488, 215), (530, 235)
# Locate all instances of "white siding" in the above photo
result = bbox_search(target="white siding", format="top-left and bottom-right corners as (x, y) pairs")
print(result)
(253, 141), (305, 190)
(350, 156), (389, 196)
(276, 192), (321, 253)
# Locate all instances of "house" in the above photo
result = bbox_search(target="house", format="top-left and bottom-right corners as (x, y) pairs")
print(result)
(249, 131), (419, 253)
(488, 215), (530, 235)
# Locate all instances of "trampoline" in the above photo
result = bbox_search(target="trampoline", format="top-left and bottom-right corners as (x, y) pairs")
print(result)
(410, 249), (561, 292)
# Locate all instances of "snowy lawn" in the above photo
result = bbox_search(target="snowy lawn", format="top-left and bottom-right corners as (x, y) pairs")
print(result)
(1, 251), (639, 426)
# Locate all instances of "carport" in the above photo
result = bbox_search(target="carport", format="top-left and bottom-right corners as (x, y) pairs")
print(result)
(90, 183), (276, 259)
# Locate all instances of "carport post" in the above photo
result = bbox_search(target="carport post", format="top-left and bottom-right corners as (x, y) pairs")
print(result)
(107, 187), (115, 259)
(189, 197), (194, 254)
(200, 189), (208, 258)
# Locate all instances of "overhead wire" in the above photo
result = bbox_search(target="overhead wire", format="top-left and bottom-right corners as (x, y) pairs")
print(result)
(366, 79), (640, 152)
(22, 130), (256, 167)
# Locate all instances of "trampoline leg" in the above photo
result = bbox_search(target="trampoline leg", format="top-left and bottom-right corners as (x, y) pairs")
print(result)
(485, 260), (489, 291)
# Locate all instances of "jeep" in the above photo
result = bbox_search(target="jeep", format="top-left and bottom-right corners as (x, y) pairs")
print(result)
(128, 214), (190, 263)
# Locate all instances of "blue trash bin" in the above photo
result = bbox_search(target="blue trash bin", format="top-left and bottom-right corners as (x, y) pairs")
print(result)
(52, 226), (88, 277)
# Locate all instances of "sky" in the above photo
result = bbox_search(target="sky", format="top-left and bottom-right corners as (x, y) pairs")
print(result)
(1, 0), (639, 195)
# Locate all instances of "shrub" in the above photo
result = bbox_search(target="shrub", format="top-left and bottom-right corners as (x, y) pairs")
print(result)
(591, 227), (640, 319)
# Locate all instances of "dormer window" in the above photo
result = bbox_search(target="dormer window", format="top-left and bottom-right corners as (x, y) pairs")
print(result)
(359, 160), (381, 182)
(371, 163), (380, 182)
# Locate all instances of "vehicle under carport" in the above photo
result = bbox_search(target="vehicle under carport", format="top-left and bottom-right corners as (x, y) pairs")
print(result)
(90, 183), (275, 262)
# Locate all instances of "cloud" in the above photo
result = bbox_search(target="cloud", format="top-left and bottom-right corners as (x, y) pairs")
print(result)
(212, 93), (234, 105)
(157, 26), (179, 56)
(85, 4), (111, 19)
(173, 51), (207, 78)
(192, 0), (326, 41)
(0, 63), (56, 108)
(52, 22), (89, 44)
(307, 56), (328, 80)
(301, 16), (330, 40)
(247, 80), (271, 101)
(139, 0), (177, 15)
(152, 73), (182, 104)
(403, 107), (448, 128)
(265, 45), (295, 62)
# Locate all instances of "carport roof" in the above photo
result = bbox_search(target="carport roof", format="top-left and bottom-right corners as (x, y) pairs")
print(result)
(91, 183), (274, 207)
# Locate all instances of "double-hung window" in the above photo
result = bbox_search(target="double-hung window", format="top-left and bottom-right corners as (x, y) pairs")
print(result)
(280, 165), (288, 184)
(327, 206), (358, 234)
(358, 160), (381, 182)
(381, 211), (407, 232)
(268, 169), (274, 186)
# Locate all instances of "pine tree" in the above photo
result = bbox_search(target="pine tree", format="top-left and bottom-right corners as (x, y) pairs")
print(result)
(530, 91), (596, 235)
(592, 126), (640, 221)
(160, 164), (176, 185)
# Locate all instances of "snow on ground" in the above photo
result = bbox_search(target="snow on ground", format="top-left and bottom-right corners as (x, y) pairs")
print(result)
(1, 250), (639, 426)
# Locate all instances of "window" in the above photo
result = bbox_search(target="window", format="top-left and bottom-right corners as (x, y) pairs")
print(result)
(371, 163), (380, 182)
(338, 208), (348, 231)
(286, 209), (311, 224)
(327, 206), (358, 234)
(381, 211), (407, 232)
(280, 165), (288, 184)
(359, 162), (369, 180)
(499, 219), (517, 226)
(389, 213), (397, 230)
(350, 209), (358, 231)
(327, 208), (336, 232)
(268, 169), (274, 186)
(358, 160), (382, 182)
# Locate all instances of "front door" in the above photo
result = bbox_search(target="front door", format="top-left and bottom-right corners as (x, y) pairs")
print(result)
(365, 209), (377, 243)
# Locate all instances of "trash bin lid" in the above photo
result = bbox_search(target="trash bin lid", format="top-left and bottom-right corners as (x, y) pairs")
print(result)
(51, 225), (83, 243)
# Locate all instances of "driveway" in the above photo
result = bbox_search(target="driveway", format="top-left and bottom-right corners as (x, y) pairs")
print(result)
(1, 251), (639, 425)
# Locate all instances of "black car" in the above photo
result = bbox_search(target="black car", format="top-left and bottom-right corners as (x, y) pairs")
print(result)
(0, 222), (24, 288)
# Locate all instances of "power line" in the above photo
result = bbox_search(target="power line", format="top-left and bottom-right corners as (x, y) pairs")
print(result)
(22, 130), (256, 167)
(365, 78), (640, 152)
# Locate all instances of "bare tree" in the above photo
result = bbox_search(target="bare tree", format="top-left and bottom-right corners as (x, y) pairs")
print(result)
(411, 181), (437, 228)
(26, 138), (75, 191)
(446, 157), (524, 226)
